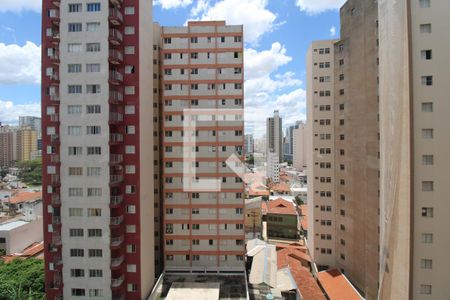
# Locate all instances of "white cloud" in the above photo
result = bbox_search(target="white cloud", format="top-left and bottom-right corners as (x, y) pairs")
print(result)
(0, 41), (41, 85)
(243, 43), (304, 137)
(0, 0), (41, 13)
(295, 0), (346, 14)
(330, 26), (336, 36)
(154, 0), (193, 9)
(190, 0), (277, 45)
(0, 100), (40, 125)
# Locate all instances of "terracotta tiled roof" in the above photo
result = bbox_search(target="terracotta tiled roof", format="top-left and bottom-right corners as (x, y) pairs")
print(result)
(0, 241), (44, 263)
(7, 191), (42, 205)
(249, 189), (270, 196)
(276, 245), (325, 300)
(267, 198), (297, 215)
(317, 269), (362, 300)
(261, 201), (268, 215)
(270, 182), (291, 193)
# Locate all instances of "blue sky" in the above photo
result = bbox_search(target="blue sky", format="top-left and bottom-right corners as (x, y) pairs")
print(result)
(0, 0), (344, 137)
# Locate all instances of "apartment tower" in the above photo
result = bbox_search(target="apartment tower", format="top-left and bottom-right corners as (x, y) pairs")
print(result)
(378, 0), (450, 299)
(161, 21), (245, 272)
(16, 128), (38, 162)
(307, 1), (379, 298)
(41, 0), (155, 299)
(266, 110), (283, 162)
(293, 120), (306, 171)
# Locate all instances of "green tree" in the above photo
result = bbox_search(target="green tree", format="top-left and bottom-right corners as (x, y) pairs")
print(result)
(16, 159), (42, 186)
(295, 195), (305, 206)
(0, 258), (45, 300)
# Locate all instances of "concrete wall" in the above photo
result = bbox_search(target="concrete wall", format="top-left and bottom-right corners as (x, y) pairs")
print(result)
(0, 218), (43, 255)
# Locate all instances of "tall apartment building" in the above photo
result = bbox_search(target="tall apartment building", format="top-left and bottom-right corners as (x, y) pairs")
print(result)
(160, 21), (245, 272)
(41, 0), (155, 299)
(266, 110), (283, 162)
(378, 0), (450, 299)
(307, 1), (379, 298)
(244, 133), (254, 155)
(306, 39), (337, 270)
(293, 120), (306, 171)
(267, 151), (280, 183)
(16, 127), (38, 162)
(19, 116), (42, 136)
(284, 125), (294, 161)
(0, 125), (16, 167)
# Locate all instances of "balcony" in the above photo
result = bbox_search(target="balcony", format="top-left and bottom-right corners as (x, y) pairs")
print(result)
(49, 113), (59, 122)
(50, 134), (60, 144)
(51, 175), (60, 187)
(110, 133), (123, 145)
(52, 216), (61, 225)
(50, 93), (60, 102)
(110, 154), (123, 164)
(49, 51), (60, 64)
(109, 8), (123, 26)
(110, 215), (124, 226)
(109, 90), (123, 104)
(48, 9), (60, 25)
(52, 255), (62, 266)
(47, 29), (60, 44)
(109, 71), (123, 85)
(109, 112), (123, 124)
(50, 154), (60, 163)
(111, 274), (125, 288)
(52, 234), (62, 246)
(111, 255), (124, 268)
(110, 0), (124, 7)
(111, 235), (124, 247)
(110, 175), (124, 186)
(110, 195), (123, 207)
(109, 29), (123, 45)
(112, 293), (125, 300)
(109, 49), (123, 65)
(52, 0), (60, 7)
(49, 72), (59, 84)
(51, 194), (61, 206)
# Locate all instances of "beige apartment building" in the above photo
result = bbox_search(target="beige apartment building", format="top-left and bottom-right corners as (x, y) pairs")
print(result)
(16, 128), (38, 162)
(378, 0), (450, 299)
(307, 1), (379, 299)
(160, 21), (245, 272)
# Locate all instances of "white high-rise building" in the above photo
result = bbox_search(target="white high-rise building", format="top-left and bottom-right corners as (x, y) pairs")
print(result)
(266, 110), (283, 162)
(293, 121), (306, 171)
(267, 151), (280, 183)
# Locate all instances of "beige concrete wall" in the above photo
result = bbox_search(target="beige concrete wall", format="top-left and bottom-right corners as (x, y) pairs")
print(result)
(333, 1), (380, 298)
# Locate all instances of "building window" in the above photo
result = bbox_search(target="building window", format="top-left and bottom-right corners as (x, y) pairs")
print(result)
(421, 233), (433, 244)
(68, 105), (82, 114)
(68, 85), (82, 94)
(421, 207), (433, 217)
(69, 208), (83, 216)
(421, 50), (432, 60)
(86, 105), (101, 114)
(421, 76), (433, 86)
(86, 126), (101, 135)
(88, 249), (103, 257)
(420, 259), (432, 269)
(70, 269), (85, 277)
(69, 167), (83, 176)
(68, 126), (82, 136)
(420, 23), (432, 33)
(86, 63), (100, 72)
(69, 228), (84, 237)
(86, 3), (101, 12)
(68, 23), (82, 32)
(87, 146), (101, 155)
(422, 181), (434, 192)
(87, 188), (102, 197)
(422, 128), (434, 139)
(125, 46), (135, 54)
(68, 64), (82, 73)
(420, 284), (432, 295)
(70, 249), (84, 257)
(89, 269), (103, 277)
(68, 187), (83, 196)
(124, 6), (135, 15)
(87, 208), (102, 217)
(89, 289), (103, 297)
(125, 26), (135, 35)
(422, 155), (434, 165)
(86, 43), (100, 52)
(68, 3), (82, 12)
(421, 102), (433, 112)
(419, 0), (431, 7)
(71, 289), (85, 296)
(86, 22), (100, 32)
(88, 229), (102, 237)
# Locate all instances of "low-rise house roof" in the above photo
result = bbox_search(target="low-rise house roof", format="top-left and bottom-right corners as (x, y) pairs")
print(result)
(267, 198), (297, 216)
(6, 191), (42, 205)
(317, 269), (363, 300)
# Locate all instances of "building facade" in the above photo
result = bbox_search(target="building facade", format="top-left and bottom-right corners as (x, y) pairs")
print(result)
(161, 21), (245, 272)
(41, 0), (155, 299)
(378, 0), (450, 299)
(267, 151), (280, 183)
(266, 110), (283, 162)
(19, 116), (42, 136)
(293, 121), (306, 171)
(16, 128), (38, 162)
(244, 133), (254, 155)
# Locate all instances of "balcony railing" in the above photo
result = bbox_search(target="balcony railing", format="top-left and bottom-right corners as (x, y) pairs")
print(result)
(51, 174), (60, 186)
(110, 175), (124, 185)
(49, 51), (60, 64)
(52, 234), (62, 246)
(111, 235), (124, 247)
(52, 216), (61, 225)
(109, 49), (123, 65)
(111, 274), (125, 288)
(112, 294), (125, 300)
(110, 0), (124, 8)
(109, 90), (123, 103)
(110, 133), (123, 144)
(110, 215), (124, 226)
(110, 195), (123, 206)
(52, 0), (60, 7)
(50, 93), (60, 102)
(109, 29), (123, 45)
(50, 134), (60, 144)
(109, 112), (123, 124)
(51, 194), (61, 205)
(49, 72), (59, 82)
(52, 255), (62, 265)
(110, 154), (123, 164)
(50, 114), (59, 122)
(111, 255), (124, 268)
(109, 71), (123, 84)
(109, 8), (123, 25)
(48, 9), (60, 23)
(50, 154), (60, 163)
